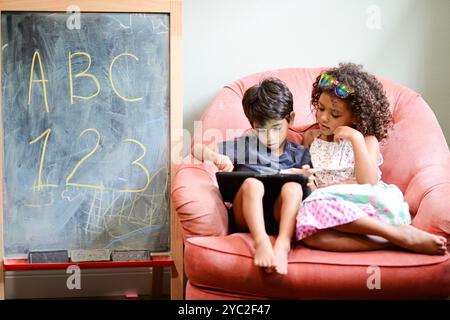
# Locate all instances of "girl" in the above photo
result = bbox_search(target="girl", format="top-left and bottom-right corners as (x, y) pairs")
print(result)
(295, 63), (447, 255)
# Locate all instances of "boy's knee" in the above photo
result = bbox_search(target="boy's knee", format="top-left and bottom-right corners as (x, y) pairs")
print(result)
(241, 177), (265, 196)
(280, 182), (303, 198)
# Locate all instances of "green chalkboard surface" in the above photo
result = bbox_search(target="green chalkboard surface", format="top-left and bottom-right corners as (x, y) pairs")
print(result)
(1, 12), (170, 258)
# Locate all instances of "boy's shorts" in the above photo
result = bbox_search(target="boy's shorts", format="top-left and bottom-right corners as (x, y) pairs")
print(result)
(227, 191), (280, 235)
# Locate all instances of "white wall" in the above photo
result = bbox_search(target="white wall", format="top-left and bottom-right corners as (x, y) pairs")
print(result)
(184, 0), (450, 154)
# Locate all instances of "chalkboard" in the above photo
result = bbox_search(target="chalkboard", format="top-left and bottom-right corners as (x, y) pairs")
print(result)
(1, 12), (170, 258)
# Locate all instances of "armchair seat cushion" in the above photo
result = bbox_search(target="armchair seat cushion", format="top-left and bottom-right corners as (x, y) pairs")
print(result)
(185, 234), (450, 299)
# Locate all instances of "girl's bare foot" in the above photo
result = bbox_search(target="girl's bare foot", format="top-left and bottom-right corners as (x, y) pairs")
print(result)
(254, 236), (277, 269)
(393, 224), (447, 255)
(273, 237), (291, 275)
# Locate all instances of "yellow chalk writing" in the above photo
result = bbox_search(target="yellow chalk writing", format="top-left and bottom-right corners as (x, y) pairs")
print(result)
(109, 53), (143, 102)
(118, 139), (150, 193)
(29, 128), (56, 191)
(28, 50), (51, 113)
(66, 128), (104, 190)
(68, 52), (101, 104)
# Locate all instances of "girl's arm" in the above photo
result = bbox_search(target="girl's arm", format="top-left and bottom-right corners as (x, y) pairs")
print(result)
(333, 126), (379, 185)
(351, 135), (379, 185)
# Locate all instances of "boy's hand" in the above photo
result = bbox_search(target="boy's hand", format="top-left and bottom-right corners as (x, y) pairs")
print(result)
(213, 154), (234, 172)
(281, 165), (318, 176)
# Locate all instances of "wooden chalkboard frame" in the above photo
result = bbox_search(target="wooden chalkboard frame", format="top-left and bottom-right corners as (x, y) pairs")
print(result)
(0, 0), (183, 300)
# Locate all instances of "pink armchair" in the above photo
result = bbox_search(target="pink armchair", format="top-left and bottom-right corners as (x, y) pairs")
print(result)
(172, 68), (450, 299)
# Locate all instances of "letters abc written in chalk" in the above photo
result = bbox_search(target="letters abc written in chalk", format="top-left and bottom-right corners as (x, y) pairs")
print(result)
(28, 50), (144, 114)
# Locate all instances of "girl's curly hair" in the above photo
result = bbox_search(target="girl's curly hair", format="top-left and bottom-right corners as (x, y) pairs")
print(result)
(311, 62), (392, 141)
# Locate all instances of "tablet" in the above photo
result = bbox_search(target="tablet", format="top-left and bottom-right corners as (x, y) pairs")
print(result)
(216, 171), (310, 203)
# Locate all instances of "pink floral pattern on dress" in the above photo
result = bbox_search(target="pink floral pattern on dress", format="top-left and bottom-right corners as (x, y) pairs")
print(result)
(296, 197), (381, 240)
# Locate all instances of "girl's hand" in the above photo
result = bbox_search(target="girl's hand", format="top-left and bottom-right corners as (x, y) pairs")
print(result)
(307, 174), (317, 192)
(333, 126), (363, 144)
(214, 154), (234, 172)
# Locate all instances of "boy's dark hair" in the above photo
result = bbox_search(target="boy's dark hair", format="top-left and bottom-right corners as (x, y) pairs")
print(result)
(242, 77), (293, 127)
(311, 62), (393, 141)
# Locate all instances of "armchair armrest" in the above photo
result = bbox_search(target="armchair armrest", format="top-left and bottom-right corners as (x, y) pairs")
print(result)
(405, 164), (450, 239)
(172, 160), (228, 240)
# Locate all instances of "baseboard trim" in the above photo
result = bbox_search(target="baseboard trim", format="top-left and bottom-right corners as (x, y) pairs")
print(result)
(4, 266), (170, 299)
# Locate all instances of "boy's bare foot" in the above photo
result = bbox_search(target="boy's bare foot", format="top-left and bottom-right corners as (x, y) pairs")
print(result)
(254, 236), (277, 269)
(273, 237), (291, 275)
(393, 224), (447, 255)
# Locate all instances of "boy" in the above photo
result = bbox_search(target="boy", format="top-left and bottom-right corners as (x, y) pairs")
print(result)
(192, 78), (312, 274)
